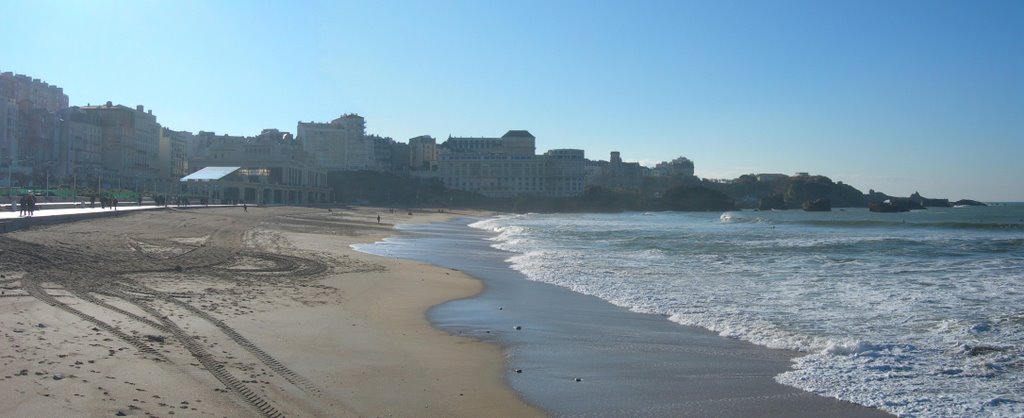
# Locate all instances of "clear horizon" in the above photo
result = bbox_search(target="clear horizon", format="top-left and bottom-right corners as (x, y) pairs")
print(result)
(2, 0), (1021, 201)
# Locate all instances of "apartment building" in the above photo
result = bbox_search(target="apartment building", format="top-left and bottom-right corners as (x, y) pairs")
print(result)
(59, 107), (104, 186)
(370, 134), (410, 172)
(77, 102), (161, 191)
(649, 156), (695, 178)
(0, 71), (69, 184)
(159, 128), (191, 194)
(296, 114), (374, 171)
(0, 72), (68, 113)
(0, 98), (15, 167)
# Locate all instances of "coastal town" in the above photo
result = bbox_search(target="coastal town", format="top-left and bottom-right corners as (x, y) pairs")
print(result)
(2, 70), (981, 212)
(1, 70), (698, 205)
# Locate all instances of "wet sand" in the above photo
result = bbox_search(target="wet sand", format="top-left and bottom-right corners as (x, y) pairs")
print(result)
(0, 206), (539, 417)
(358, 219), (894, 418)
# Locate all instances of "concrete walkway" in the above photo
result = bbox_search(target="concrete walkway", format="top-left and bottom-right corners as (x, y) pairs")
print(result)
(0, 202), (239, 233)
(0, 202), (163, 220)
(0, 203), (163, 220)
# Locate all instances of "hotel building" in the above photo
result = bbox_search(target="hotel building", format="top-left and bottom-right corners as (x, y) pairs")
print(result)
(439, 130), (585, 198)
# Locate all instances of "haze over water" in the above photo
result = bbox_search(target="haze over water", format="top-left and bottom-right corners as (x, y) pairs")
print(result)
(471, 205), (1024, 417)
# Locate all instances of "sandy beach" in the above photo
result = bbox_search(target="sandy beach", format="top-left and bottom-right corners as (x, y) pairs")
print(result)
(0, 206), (540, 417)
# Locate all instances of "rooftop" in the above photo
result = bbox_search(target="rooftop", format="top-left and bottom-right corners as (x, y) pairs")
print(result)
(502, 130), (534, 138)
(180, 166), (240, 182)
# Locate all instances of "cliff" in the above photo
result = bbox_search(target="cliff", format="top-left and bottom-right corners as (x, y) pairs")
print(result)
(658, 186), (737, 212)
(327, 170), (986, 214)
(710, 175), (866, 209)
(953, 199), (988, 207)
(801, 198), (832, 212)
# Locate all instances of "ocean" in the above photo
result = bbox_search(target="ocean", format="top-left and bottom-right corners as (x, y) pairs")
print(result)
(356, 204), (1023, 417)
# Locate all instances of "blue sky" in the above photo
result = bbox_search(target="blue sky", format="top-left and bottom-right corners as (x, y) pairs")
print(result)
(2, 0), (1021, 200)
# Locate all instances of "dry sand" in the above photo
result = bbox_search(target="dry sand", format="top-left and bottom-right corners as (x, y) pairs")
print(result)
(0, 206), (540, 417)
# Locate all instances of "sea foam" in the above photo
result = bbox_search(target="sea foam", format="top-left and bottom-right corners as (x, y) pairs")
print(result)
(470, 208), (1024, 417)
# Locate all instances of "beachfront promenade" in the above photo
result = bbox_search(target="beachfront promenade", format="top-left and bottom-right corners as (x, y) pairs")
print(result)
(0, 201), (237, 233)
(0, 202), (161, 220)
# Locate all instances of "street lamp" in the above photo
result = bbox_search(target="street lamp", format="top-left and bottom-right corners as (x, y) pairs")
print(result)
(44, 161), (54, 198)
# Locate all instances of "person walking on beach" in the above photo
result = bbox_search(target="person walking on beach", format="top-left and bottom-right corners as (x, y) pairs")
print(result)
(243, 202), (247, 212)
(377, 214), (381, 224)
(112, 197), (118, 210)
(27, 194), (35, 216)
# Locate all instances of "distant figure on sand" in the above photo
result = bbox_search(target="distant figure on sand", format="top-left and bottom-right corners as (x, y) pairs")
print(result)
(243, 202), (247, 212)
(377, 214), (381, 224)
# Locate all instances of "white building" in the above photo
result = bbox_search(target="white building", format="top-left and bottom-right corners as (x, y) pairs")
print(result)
(296, 114), (373, 171)
(439, 130), (585, 198)
(650, 156), (695, 178)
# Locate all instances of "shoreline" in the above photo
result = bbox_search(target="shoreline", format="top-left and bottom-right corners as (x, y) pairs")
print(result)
(267, 207), (543, 417)
(360, 217), (894, 417)
(0, 206), (540, 417)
